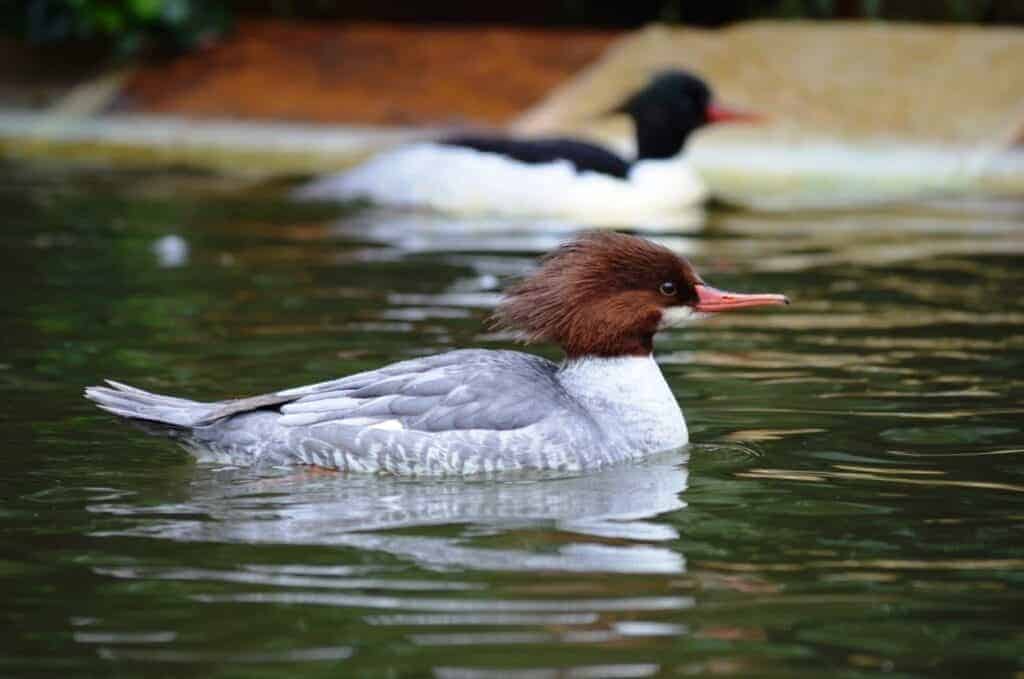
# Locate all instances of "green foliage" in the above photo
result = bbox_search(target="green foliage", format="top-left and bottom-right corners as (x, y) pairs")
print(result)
(11, 0), (231, 56)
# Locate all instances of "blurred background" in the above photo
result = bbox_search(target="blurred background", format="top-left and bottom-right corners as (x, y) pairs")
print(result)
(3, 0), (1022, 205)
(2, 4), (1024, 678)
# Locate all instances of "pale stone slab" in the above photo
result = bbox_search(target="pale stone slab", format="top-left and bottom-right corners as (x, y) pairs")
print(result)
(514, 21), (1024, 147)
(0, 112), (437, 175)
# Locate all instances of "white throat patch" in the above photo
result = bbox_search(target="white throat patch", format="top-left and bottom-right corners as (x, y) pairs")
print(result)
(658, 306), (711, 329)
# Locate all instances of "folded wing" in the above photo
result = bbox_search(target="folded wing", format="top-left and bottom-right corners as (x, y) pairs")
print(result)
(196, 349), (567, 434)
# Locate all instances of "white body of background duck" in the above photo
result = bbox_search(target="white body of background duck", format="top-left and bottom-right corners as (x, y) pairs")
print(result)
(297, 71), (757, 220)
(85, 233), (788, 476)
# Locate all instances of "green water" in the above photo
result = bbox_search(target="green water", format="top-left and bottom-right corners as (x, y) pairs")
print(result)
(2, 162), (1023, 678)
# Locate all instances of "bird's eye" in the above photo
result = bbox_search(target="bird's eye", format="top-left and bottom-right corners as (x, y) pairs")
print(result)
(659, 281), (677, 296)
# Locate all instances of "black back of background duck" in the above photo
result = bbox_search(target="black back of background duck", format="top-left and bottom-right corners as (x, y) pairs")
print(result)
(442, 70), (717, 179)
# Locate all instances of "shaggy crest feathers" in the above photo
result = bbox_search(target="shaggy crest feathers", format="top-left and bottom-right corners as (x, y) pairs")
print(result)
(491, 232), (702, 358)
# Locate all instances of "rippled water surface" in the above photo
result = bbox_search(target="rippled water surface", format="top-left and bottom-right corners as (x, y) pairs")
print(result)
(2, 162), (1023, 678)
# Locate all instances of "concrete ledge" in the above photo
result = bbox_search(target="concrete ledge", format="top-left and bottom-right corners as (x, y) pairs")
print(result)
(0, 112), (437, 174)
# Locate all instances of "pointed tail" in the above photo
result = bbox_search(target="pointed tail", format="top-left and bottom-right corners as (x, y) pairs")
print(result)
(84, 380), (212, 428)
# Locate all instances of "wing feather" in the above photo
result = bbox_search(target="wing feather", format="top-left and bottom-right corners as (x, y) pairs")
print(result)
(201, 350), (567, 438)
(284, 350), (565, 433)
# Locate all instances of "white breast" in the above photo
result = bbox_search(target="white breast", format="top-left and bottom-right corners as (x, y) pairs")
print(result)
(296, 143), (709, 222)
(557, 355), (688, 456)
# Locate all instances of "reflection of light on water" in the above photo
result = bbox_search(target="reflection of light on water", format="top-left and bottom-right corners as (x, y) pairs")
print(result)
(329, 208), (705, 259)
(739, 466), (1024, 493)
(96, 645), (354, 663)
(151, 234), (189, 268)
(701, 555), (1024, 573)
(74, 631), (177, 644)
(83, 454), (694, 666)
(339, 206), (705, 236)
(749, 237), (1024, 272)
(389, 291), (503, 309)
(364, 612), (599, 626)
(323, 200), (1023, 296)
(436, 665), (660, 678)
(93, 566), (481, 591)
(194, 591), (695, 612)
(90, 451), (689, 575)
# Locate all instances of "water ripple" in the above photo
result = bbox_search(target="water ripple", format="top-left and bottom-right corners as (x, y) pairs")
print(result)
(194, 591), (695, 613)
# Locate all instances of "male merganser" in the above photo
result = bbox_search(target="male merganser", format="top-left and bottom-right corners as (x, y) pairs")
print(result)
(297, 71), (757, 221)
(85, 233), (787, 475)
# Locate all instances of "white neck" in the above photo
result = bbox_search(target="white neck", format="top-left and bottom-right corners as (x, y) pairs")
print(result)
(557, 354), (688, 456)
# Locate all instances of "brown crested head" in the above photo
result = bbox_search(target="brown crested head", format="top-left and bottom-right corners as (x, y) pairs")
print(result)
(491, 232), (705, 358)
(492, 232), (789, 358)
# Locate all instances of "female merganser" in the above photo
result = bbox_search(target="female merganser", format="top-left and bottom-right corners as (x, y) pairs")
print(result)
(85, 233), (787, 475)
(297, 71), (757, 221)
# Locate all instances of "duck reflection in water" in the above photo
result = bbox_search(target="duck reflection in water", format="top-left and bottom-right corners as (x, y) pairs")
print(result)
(92, 450), (689, 575)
